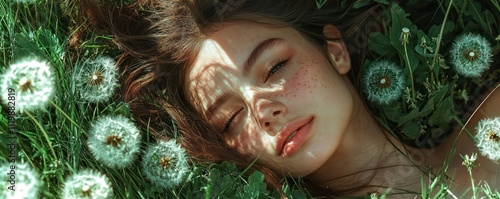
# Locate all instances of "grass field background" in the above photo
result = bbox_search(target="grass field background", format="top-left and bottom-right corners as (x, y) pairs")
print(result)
(0, 0), (499, 198)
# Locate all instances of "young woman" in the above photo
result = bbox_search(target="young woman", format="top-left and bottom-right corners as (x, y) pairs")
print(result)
(77, 0), (499, 197)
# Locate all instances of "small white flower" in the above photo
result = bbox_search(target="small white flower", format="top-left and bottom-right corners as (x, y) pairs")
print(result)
(461, 153), (479, 171)
(450, 33), (492, 77)
(142, 140), (190, 189)
(1, 58), (55, 113)
(475, 117), (500, 161)
(74, 56), (118, 102)
(0, 162), (42, 199)
(87, 115), (141, 168)
(62, 169), (113, 199)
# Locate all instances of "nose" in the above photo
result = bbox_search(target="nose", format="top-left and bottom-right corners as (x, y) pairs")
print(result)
(255, 98), (286, 135)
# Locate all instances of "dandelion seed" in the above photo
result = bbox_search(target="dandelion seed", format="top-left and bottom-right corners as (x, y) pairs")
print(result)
(0, 162), (42, 199)
(62, 169), (113, 199)
(363, 60), (405, 105)
(0, 58), (55, 113)
(74, 56), (118, 102)
(87, 115), (141, 168)
(450, 33), (492, 77)
(142, 140), (190, 189)
(475, 117), (500, 162)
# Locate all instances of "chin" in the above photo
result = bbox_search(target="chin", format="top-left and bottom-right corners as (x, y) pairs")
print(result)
(285, 143), (336, 177)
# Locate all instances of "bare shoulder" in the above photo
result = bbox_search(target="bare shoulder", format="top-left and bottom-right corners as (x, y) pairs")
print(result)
(437, 84), (500, 195)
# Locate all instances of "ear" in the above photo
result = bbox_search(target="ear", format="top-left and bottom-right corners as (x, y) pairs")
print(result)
(323, 24), (351, 75)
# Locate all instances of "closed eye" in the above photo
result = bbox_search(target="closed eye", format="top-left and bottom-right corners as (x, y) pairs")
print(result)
(265, 58), (288, 82)
(222, 108), (243, 133)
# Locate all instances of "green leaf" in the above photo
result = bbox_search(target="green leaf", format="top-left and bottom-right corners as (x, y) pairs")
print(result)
(207, 162), (241, 198)
(12, 28), (64, 64)
(398, 84), (452, 126)
(243, 171), (268, 198)
(483, 10), (497, 33)
(428, 21), (455, 38)
(401, 121), (421, 140)
(316, 0), (327, 9)
(414, 31), (436, 58)
(289, 190), (308, 199)
(428, 96), (454, 127)
(368, 32), (392, 56)
(382, 103), (404, 123)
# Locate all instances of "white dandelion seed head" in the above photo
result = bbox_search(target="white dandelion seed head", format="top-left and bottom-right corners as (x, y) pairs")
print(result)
(1, 58), (55, 113)
(142, 140), (190, 189)
(62, 169), (113, 199)
(362, 60), (405, 105)
(0, 162), (42, 199)
(74, 56), (118, 103)
(475, 117), (500, 161)
(87, 115), (141, 168)
(450, 33), (492, 77)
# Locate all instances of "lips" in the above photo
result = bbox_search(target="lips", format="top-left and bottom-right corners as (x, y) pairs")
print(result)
(276, 116), (314, 157)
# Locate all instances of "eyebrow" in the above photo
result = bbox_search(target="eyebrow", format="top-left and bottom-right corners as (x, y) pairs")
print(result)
(243, 38), (285, 76)
(206, 38), (284, 118)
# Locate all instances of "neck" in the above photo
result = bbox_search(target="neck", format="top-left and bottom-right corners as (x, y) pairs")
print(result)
(306, 81), (425, 195)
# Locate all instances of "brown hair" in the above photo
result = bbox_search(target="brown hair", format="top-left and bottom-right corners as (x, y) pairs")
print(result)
(76, 0), (380, 196)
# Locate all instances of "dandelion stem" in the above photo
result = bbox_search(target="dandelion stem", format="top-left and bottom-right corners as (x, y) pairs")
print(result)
(26, 111), (58, 162)
(403, 42), (415, 98)
(50, 100), (84, 131)
(468, 169), (477, 199)
(432, 0), (454, 75)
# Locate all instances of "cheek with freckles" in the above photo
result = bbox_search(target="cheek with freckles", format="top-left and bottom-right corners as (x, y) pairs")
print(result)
(279, 56), (331, 101)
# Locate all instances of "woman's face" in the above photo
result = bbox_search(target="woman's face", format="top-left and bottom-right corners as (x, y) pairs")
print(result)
(187, 23), (354, 177)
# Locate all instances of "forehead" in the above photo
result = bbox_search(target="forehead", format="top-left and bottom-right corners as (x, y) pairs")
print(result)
(186, 23), (295, 112)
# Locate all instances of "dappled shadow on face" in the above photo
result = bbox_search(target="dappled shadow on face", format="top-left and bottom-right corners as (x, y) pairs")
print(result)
(187, 38), (272, 167)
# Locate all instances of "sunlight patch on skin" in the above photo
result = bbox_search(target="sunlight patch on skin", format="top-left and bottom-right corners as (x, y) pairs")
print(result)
(189, 39), (239, 113)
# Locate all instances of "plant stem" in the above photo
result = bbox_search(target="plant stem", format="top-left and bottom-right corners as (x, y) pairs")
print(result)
(432, 0), (454, 77)
(452, 116), (475, 139)
(50, 100), (84, 131)
(469, 169), (477, 199)
(403, 42), (415, 98)
(26, 111), (58, 162)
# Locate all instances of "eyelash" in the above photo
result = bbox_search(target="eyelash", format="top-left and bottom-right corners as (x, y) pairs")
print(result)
(265, 58), (288, 82)
(223, 108), (243, 133)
